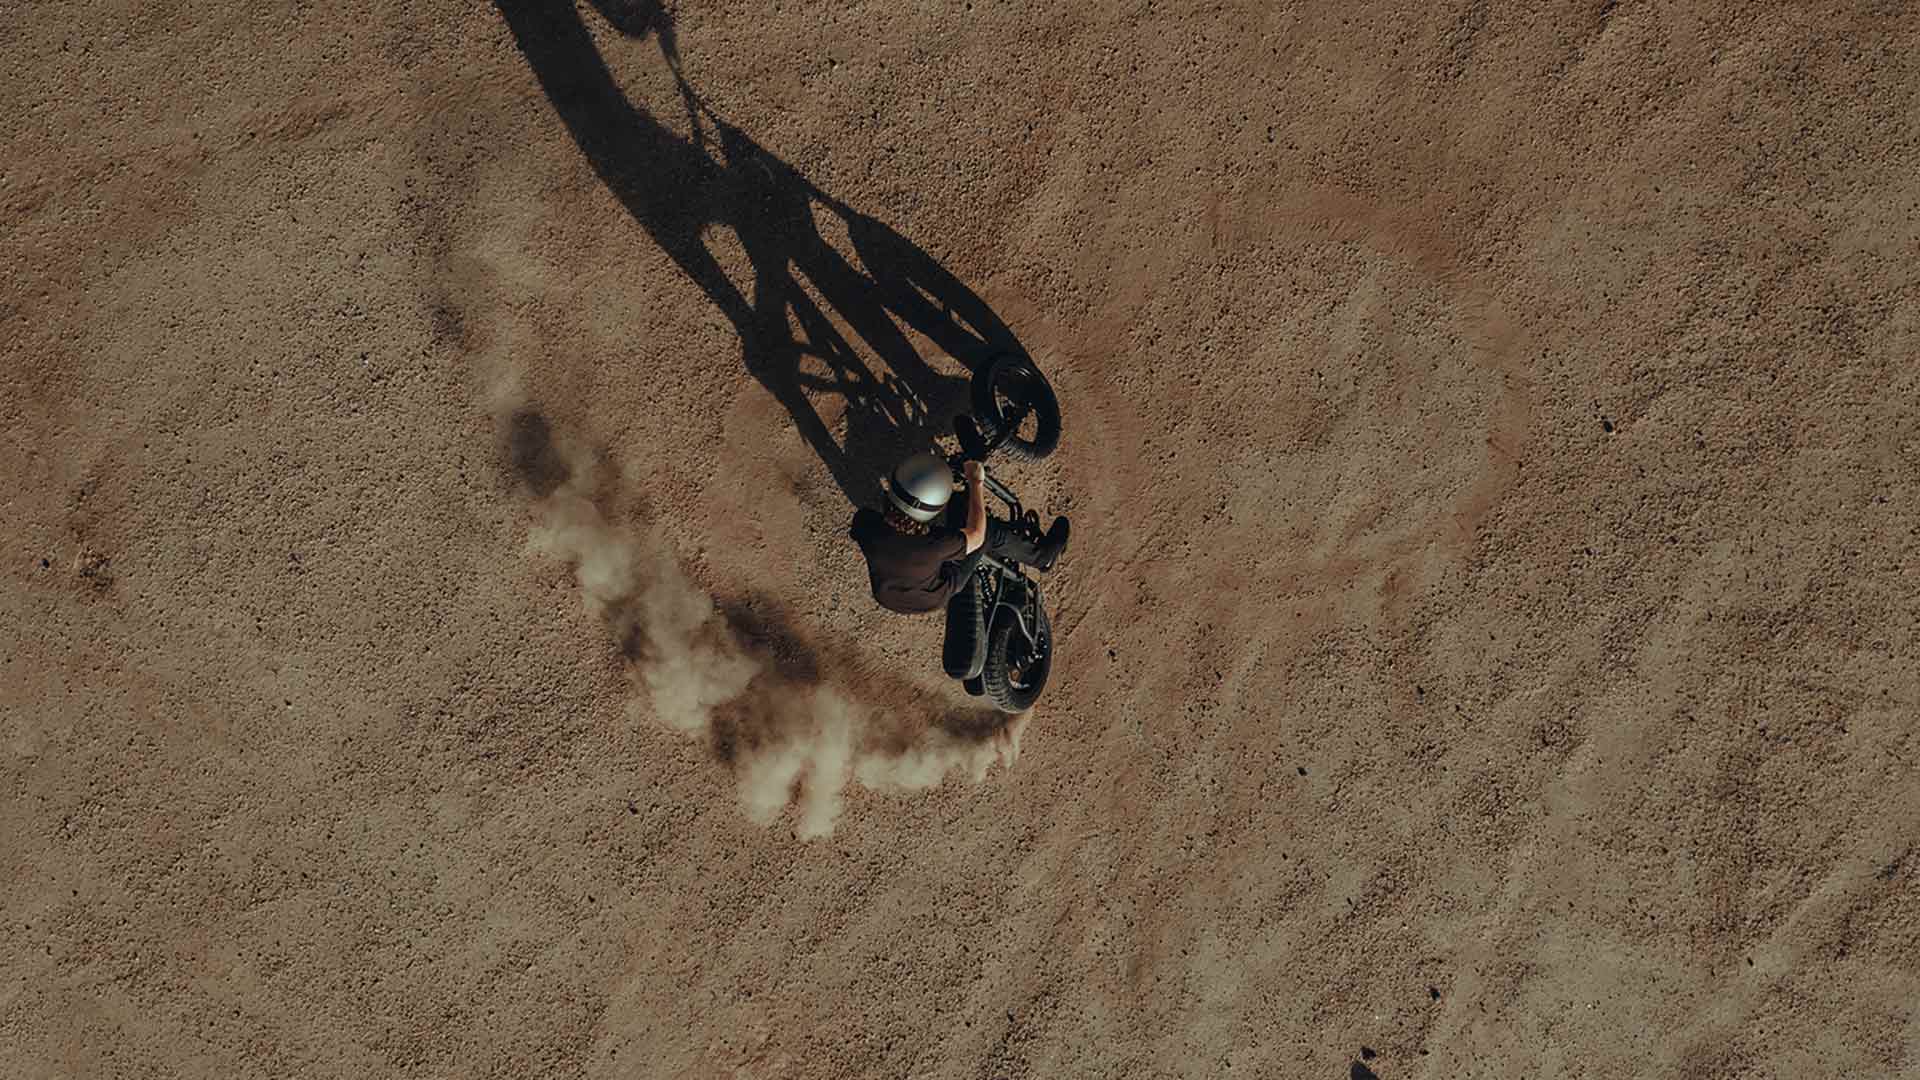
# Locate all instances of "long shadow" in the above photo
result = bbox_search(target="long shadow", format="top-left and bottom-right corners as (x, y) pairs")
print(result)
(493, 0), (1024, 507)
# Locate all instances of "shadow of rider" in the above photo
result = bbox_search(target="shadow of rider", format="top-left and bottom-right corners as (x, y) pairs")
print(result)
(493, 0), (1026, 506)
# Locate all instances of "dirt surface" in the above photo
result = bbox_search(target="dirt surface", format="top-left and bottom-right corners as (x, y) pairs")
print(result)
(5, 1), (1919, 1077)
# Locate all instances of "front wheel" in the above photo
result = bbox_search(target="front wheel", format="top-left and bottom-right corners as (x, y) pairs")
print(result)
(971, 353), (1061, 462)
(982, 595), (1052, 713)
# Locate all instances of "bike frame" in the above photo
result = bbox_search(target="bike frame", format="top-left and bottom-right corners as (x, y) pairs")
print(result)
(975, 472), (1044, 652)
(981, 470), (1022, 517)
(950, 403), (1048, 657)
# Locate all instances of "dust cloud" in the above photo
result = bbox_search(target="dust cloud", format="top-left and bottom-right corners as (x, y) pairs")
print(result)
(502, 404), (1023, 838)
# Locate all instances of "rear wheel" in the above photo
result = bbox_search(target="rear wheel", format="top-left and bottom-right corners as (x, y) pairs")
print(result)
(942, 572), (988, 680)
(982, 595), (1052, 713)
(971, 353), (1061, 462)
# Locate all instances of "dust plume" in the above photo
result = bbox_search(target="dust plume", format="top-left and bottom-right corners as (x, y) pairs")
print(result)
(500, 404), (1024, 837)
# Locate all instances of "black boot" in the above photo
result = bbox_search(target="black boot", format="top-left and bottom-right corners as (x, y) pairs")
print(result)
(982, 516), (1069, 571)
(1034, 516), (1070, 572)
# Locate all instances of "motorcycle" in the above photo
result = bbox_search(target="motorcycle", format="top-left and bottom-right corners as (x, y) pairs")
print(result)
(941, 352), (1064, 713)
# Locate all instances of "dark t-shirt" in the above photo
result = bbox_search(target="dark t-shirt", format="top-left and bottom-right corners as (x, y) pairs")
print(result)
(850, 508), (968, 614)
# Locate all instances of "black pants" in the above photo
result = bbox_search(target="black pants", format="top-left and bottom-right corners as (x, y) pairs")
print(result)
(944, 506), (1042, 568)
(983, 517), (1045, 566)
(945, 517), (1043, 588)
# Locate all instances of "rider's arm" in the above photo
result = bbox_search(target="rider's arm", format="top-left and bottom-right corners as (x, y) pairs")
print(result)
(961, 462), (987, 554)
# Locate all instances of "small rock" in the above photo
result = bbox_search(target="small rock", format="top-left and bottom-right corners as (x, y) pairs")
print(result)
(1601, 417), (1615, 433)
(1361, 1046), (1377, 1060)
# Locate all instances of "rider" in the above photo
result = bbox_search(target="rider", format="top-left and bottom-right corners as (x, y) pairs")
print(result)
(850, 451), (1070, 615)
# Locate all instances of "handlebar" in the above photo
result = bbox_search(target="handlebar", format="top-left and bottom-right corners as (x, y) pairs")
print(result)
(982, 471), (1018, 506)
(948, 414), (1026, 517)
(948, 460), (1021, 516)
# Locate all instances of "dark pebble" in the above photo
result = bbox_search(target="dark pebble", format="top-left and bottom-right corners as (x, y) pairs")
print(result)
(1297, 766), (1307, 776)
(1601, 417), (1615, 433)
(1361, 1046), (1377, 1060)
(1429, 986), (1441, 1001)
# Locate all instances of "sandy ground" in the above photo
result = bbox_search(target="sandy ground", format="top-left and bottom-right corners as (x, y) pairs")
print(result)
(5, 1), (1919, 1077)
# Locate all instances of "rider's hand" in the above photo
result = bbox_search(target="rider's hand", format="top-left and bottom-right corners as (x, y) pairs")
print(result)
(963, 460), (985, 487)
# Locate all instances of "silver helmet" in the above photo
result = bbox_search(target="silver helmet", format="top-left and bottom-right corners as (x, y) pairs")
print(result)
(887, 452), (954, 524)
